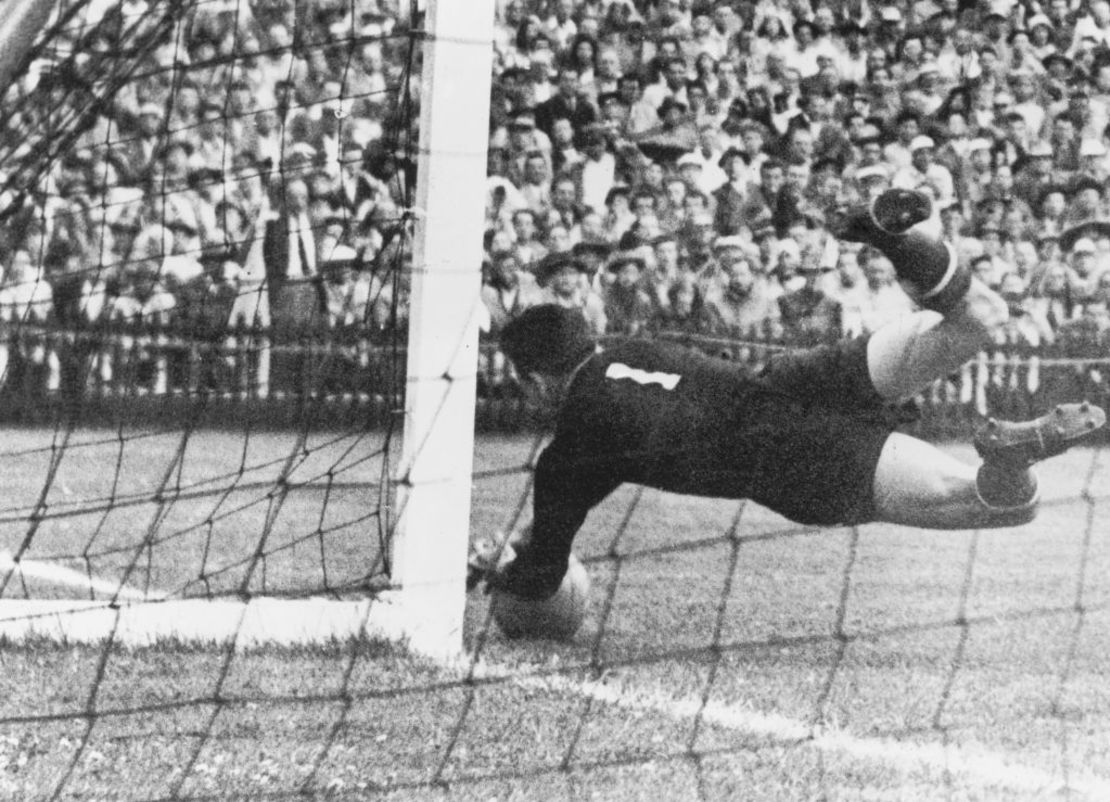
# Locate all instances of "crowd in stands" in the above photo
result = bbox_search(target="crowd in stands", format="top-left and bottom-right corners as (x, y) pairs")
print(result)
(0, 0), (416, 394)
(2, 0), (1110, 400)
(1, 0), (413, 348)
(477, 0), (1110, 355)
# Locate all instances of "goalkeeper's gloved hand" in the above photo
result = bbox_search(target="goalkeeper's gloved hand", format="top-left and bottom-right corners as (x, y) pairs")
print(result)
(466, 528), (566, 600)
(466, 532), (518, 593)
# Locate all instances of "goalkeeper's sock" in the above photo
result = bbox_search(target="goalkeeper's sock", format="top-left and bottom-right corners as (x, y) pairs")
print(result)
(833, 190), (970, 314)
(976, 462), (1038, 509)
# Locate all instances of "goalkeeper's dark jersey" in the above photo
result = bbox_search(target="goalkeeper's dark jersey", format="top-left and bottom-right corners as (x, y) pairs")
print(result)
(544, 335), (903, 527)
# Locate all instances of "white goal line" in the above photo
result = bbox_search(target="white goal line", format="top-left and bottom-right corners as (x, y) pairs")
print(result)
(0, 551), (459, 653)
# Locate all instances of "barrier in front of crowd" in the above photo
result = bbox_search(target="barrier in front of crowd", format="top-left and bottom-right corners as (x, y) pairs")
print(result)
(0, 319), (1106, 440)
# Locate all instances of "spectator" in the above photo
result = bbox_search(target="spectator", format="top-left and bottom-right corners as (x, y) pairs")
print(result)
(856, 248), (916, 333)
(487, 147), (528, 232)
(884, 109), (924, 170)
(263, 178), (324, 332)
(550, 117), (585, 174)
(570, 240), (611, 295)
(738, 156), (785, 235)
(892, 136), (956, 206)
(1062, 176), (1108, 228)
(0, 250), (59, 395)
(998, 271), (1056, 347)
(1013, 142), (1059, 208)
(1056, 283), (1110, 358)
(511, 208), (548, 271)
(160, 214), (206, 292)
(707, 147), (743, 232)
(645, 232), (681, 315)
(702, 251), (781, 336)
(114, 102), (167, 188)
(500, 108), (553, 188)
(654, 269), (708, 331)
(519, 149), (554, 215)
(319, 245), (374, 329)
(619, 73), (662, 135)
(102, 263), (176, 395)
(633, 96), (699, 166)
(678, 210), (717, 277)
(1065, 236), (1106, 299)
(174, 246), (240, 388)
(536, 67), (597, 139)
(642, 56), (690, 111)
(823, 245), (870, 337)
(575, 123), (617, 214)
(603, 250), (653, 335)
(778, 256), (842, 345)
(535, 251), (606, 335)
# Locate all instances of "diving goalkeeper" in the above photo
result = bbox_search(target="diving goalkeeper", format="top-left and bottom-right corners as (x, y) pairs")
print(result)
(474, 189), (1106, 604)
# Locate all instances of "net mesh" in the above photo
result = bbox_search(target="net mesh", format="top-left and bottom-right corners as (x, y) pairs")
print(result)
(2, 2), (1110, 800)
(0, 0), (417, 609)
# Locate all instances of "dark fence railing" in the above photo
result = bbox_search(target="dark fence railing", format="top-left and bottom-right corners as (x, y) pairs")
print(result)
(0, 319), (1108, 439)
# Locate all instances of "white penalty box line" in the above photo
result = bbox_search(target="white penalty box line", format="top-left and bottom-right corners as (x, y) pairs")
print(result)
(3, 551), (1106, 798)
(0, 550), (164, 602)
(470, 667), (1110, 800)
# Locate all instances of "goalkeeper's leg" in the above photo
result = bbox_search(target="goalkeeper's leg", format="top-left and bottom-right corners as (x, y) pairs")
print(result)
(834, 188), (1106, 527)
(833, 188), (1006, 399)
(871, 401), (1104, 529)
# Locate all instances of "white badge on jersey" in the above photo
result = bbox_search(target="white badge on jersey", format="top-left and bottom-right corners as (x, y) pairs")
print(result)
(605, 362), (682, 390)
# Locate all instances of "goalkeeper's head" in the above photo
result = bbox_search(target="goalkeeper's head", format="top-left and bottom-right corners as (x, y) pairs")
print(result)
(500, 304), (598, 378)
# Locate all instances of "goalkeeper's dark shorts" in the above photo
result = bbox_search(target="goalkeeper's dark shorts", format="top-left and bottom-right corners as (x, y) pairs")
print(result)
(546, 333), (909, 531)
(741, 335), (909, 525)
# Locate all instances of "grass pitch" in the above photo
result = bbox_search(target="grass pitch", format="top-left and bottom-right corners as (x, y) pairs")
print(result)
(0, 429), (1108, 800)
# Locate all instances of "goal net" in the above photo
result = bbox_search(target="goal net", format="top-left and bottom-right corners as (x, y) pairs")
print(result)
(0, 0), (465, 651)
(5, 2), (1110, 801)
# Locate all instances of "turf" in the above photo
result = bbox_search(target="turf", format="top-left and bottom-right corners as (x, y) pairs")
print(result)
(0, 430), (1108, 800)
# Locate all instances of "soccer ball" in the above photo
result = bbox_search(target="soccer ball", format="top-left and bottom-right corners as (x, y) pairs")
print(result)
(490, 554), (590, 640)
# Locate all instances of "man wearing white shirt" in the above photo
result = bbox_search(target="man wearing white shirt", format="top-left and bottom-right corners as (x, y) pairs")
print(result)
(577, 126), (617, 216)
(892, 136), (955, 205)
(641, 57), (689, 114)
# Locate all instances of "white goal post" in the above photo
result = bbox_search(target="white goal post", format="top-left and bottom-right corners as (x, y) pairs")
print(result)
(390, 0), (496, 657)
(0, 0), (494, 659)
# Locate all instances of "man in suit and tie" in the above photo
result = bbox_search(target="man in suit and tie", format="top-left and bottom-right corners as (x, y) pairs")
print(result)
(263, 178), (323, 322)
(262, 178), (326, 394)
